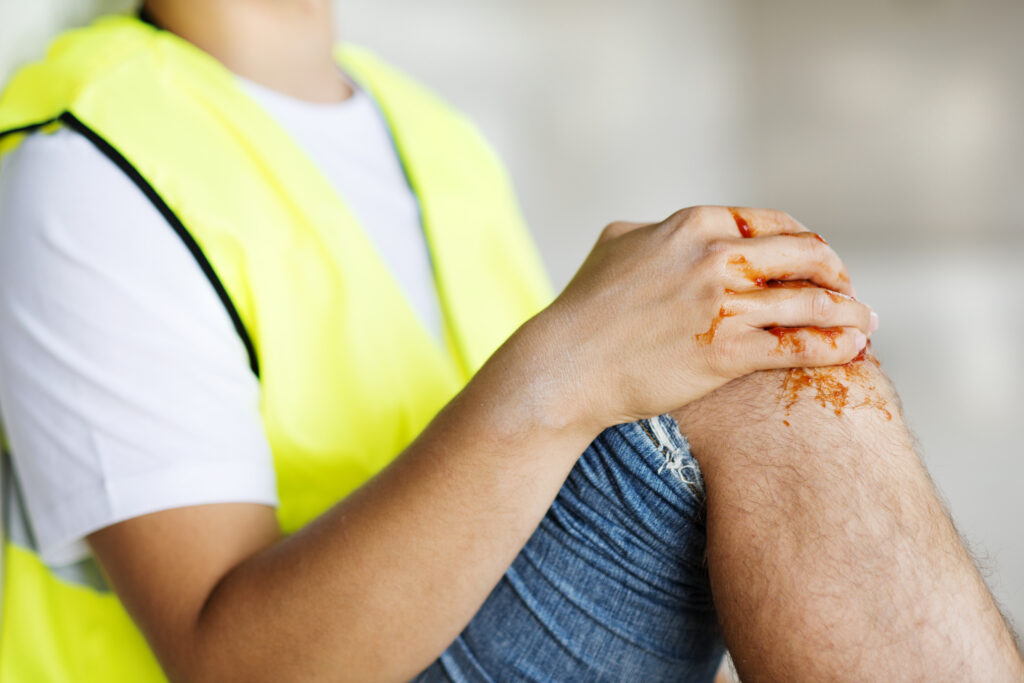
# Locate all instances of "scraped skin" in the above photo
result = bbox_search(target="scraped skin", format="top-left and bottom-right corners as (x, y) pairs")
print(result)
(673, 357), (1024, 680)
(674, 207), (1020, 679)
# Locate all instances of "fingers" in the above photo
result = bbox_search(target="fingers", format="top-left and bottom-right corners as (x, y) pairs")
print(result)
(724, 206), (812, 238)
(728, 286), (873, 334)
(661, 205), (830, 243)
(737, 326), (869, 372)
(716, 233), (853, 296)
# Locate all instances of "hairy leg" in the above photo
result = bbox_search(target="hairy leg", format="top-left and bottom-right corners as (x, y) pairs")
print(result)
(672, 356), (1024, 680)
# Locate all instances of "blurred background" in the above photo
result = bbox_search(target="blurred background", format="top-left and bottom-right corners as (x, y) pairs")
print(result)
(3, 0), (1022, 635)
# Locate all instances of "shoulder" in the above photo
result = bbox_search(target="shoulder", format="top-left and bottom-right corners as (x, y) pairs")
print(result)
(1, 127), (141, 221)
(0, 126), (192, 297)
(0, 130), (275, 568)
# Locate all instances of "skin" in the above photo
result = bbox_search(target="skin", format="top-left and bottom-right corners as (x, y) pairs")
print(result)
(85, 1), (1022, 680)
(142, 0), (352, 103)
(673, 363), (1024, 680)
(90, 199), (869, 681)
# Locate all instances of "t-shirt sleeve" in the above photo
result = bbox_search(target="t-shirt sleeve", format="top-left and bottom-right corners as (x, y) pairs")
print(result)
(0, 128), (277, 567)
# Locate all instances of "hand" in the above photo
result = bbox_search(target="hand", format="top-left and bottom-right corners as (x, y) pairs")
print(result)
(532, 205), (874, 430)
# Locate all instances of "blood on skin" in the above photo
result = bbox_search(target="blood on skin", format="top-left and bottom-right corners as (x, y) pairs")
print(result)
(766, 326), (841, 353)
(695, 305), (737, 345)
(782, 367), (849, 417)
(766, 279), (846, 304)
(729, 209), (755, 238)
(779, 341), (891, 425)
(728, 262), (846, 300)
(766, 279), (816, 289)
(727, 255), (767, 288)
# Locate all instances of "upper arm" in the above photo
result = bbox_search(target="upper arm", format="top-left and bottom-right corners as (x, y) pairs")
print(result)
(0, 126), (285, 679)
(0, 127), (278, 565)
(87, 502), (281, 679)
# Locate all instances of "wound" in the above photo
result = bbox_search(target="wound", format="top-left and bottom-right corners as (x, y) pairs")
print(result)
(779, 342), (892, 423)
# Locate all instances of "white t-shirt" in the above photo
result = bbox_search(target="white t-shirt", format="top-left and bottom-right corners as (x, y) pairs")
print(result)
(0, 74), (442, 566)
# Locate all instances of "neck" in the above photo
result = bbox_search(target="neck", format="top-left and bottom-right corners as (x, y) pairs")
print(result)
(143, 0), (351, 103)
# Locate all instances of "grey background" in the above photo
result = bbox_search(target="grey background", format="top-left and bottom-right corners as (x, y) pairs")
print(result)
(3, 0), (1022, 637)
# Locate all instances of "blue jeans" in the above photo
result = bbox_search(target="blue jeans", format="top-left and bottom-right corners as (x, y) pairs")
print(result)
(415, 416), (725, 682)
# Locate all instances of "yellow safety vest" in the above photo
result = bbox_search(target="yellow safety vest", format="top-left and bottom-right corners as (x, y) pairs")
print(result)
(0, 15), (551, 681)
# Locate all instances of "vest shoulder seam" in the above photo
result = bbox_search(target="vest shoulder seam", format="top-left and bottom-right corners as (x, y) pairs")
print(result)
(55, 111), (261, 379)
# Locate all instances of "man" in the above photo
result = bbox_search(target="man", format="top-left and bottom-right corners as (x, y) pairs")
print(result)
(0, 2), (1019, 681)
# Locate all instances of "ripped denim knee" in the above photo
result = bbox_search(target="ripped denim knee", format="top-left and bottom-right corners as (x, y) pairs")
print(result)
(417, 415), (723, 682)
(639, 414), (706, 505)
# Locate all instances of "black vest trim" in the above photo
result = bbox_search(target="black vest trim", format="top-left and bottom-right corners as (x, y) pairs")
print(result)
(0, 114), (261, 378)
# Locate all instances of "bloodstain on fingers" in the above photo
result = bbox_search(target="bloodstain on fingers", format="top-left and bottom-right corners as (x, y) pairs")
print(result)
(765, 279), (847, 304)
(727, 255), (768, 288)
(728, 260), (848, 297)
(770, 230), (850, 293)
(768, 327), (806, 354)
(695, 305), (738, 345)
(729, 208), (755, 238)
(766, 279), (816, 289)
(766, 326), (841, 353)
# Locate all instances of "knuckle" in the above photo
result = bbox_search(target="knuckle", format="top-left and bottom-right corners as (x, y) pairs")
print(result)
(663, 207), (694, 229)
(803, 236), (836, 269)
(599, 221), (632, 243)
(675, 205), (718, 229)
(800, 232), (826, 255)
(704, 237), (732, 255)
(697, 244), (730, 275)
(809, 289), (832, 321)
(688, 205), (716, 221)
(749, 207), (791, 232)
(771, 208), (803, 232)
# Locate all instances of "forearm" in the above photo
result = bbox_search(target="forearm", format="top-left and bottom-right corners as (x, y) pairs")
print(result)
(109, 316), (599, 682)
(673, 359), (1024, 680)
(89, 206), (880, 681)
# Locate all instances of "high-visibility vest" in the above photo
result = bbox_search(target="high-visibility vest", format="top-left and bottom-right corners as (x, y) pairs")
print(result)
(0, 15), (551, 681)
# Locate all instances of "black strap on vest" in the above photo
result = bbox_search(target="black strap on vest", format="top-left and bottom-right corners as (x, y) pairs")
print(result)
(0, 114), (261, 378)
(137, 5), (162, 30)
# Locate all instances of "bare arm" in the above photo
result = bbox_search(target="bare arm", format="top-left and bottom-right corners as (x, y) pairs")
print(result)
(672, 355), (1024, 680)
(89, 337), (597, 682)
(88, 207), (873, 682)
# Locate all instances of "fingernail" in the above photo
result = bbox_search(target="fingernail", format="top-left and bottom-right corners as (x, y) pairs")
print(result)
(869, 311), (879, 334)
(851, 285), (859, 299)
(854, 330), (868, 350)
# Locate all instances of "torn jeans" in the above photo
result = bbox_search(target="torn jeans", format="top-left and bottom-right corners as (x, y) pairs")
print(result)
(414, 415), (725, 682)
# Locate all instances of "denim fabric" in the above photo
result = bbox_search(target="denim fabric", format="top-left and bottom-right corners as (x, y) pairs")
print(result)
(414, 415), (725, 682)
